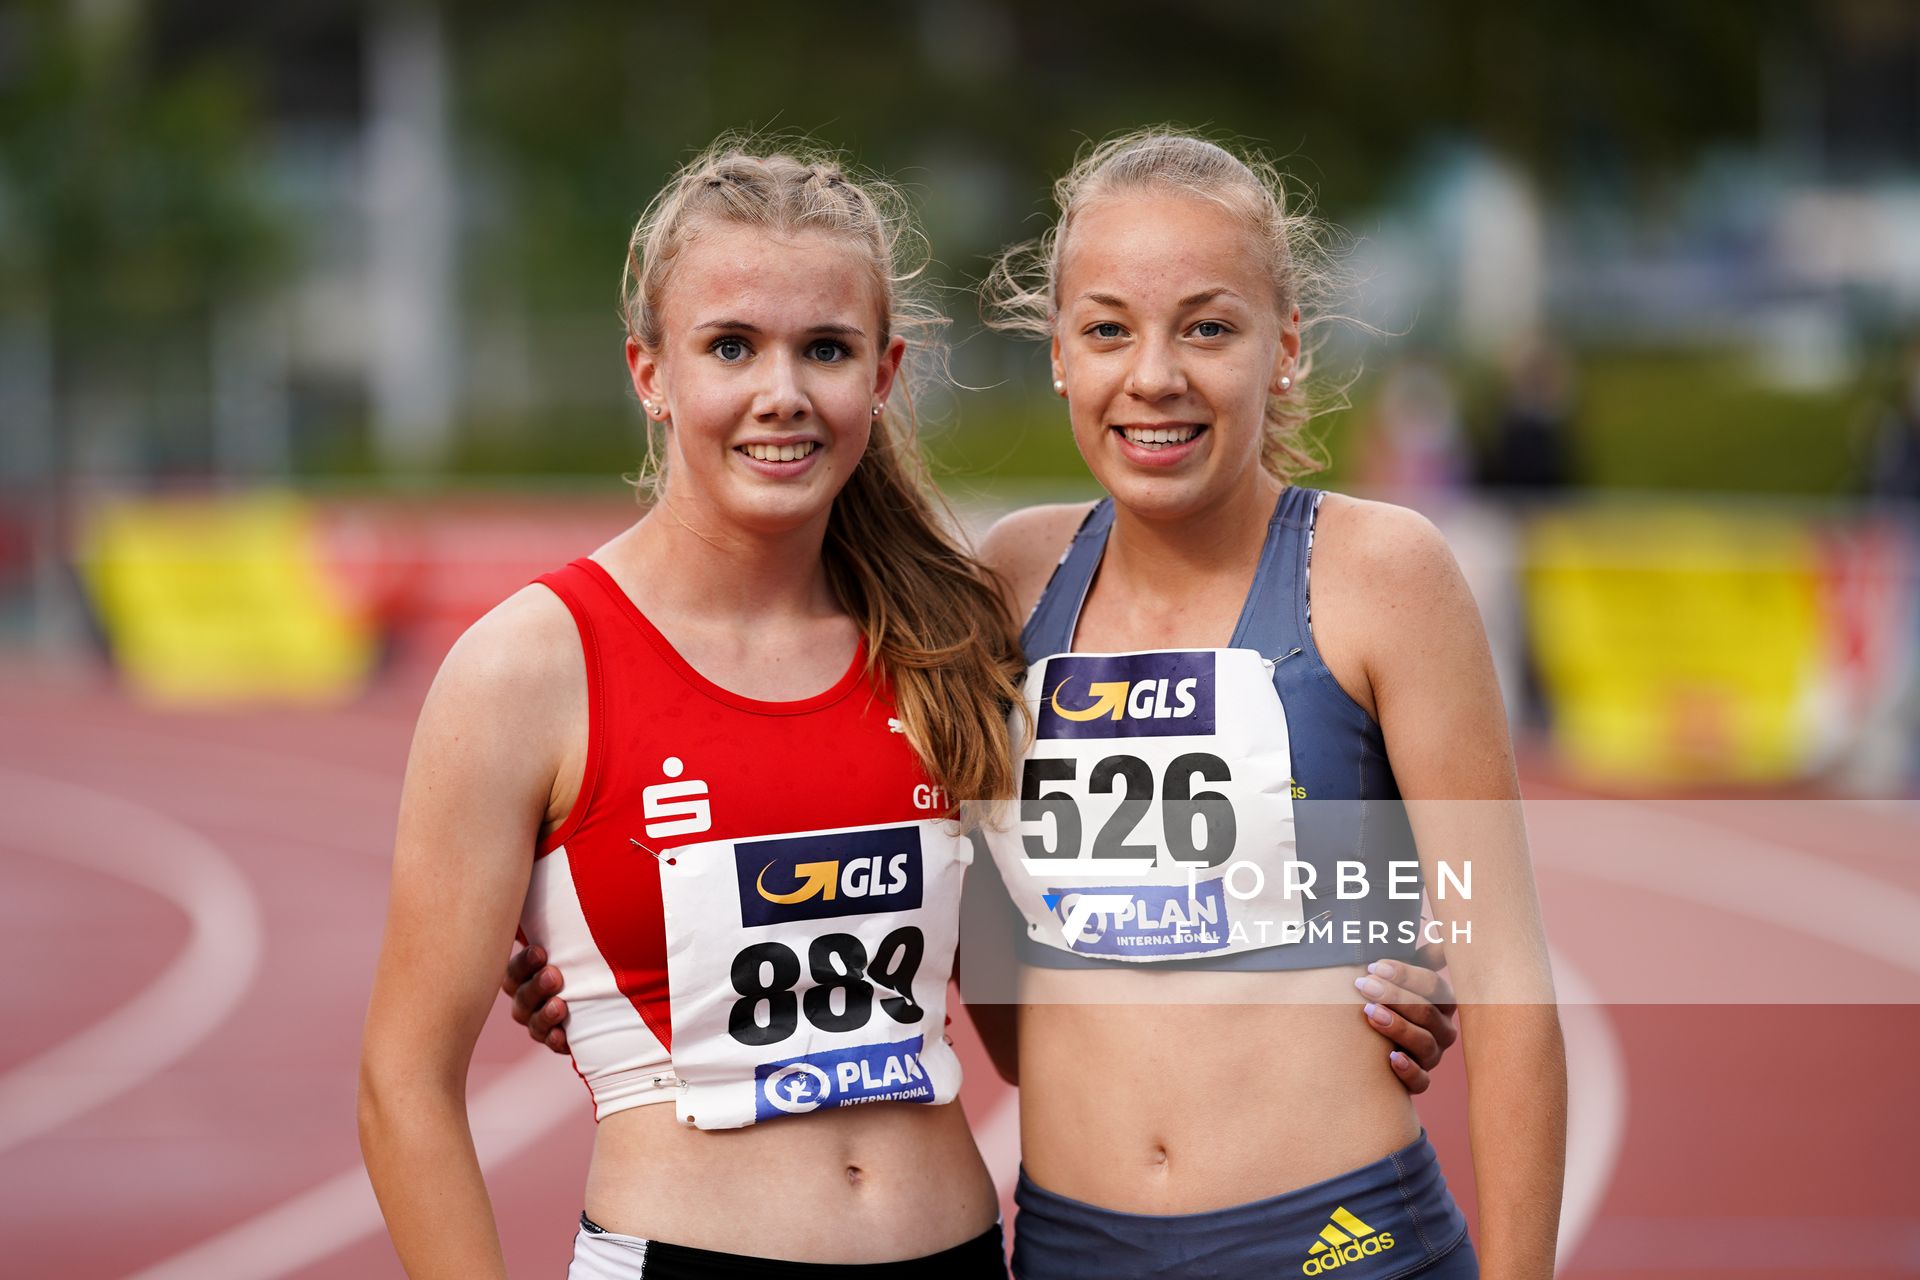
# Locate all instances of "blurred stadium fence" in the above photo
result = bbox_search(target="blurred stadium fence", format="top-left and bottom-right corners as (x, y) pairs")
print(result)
(1, 487), (1913, 794)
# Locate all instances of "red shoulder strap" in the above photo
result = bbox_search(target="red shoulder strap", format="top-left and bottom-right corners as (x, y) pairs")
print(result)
(531, 560), (606, 857)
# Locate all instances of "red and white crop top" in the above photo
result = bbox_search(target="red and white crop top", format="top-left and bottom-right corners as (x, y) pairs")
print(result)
(520, 558), (969, 1131)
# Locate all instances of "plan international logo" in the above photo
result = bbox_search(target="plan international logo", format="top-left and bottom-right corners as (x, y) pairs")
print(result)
(1044, 882), (1231, 956)
(735, 825), (924, 927)
(752, 1035), (935, 1122)
(1035, 651), (1216, 740)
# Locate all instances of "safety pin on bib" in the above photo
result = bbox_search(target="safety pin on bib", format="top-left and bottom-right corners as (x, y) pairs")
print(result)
(631, 836), (678, 867)
(1263, 646), (1304, 669)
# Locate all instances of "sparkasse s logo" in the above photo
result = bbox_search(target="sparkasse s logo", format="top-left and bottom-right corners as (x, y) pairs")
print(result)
(736, 825), (924, 926)
(641, 756), (710, 839)
(1301, 1205), (1395, 1274)
(1035, 651), (1216, 740)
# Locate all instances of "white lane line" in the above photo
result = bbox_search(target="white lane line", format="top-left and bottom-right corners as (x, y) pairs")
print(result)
(0, 724), (581, 1279)
(0, 768), (264, 1155)
(0, 716), (404, 809)
(125, 1047), (581, 1280)
(1537, 797), (1920, 1269)
(1546, 801), (1920, 980)
(1548, 947), (1627, 1274)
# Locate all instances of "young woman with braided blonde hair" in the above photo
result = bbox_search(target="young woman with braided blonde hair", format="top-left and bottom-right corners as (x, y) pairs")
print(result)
(967, 130), (1564, 1279)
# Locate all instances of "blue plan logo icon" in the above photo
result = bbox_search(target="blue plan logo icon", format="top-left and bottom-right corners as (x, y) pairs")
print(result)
(752, 1037), (935, 1122)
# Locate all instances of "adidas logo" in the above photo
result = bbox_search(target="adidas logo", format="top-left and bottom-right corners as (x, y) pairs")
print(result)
(1301, 1206), (1396, 1275)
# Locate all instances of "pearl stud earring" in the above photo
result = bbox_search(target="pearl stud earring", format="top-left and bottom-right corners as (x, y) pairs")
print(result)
(1052, 379), (1066, 395)
(1278, 375), (1293, 392)
(872, 404), (883, 417)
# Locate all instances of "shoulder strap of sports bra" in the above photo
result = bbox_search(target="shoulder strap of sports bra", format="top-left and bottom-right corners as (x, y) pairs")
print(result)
(1019, 499), (1115, 660)
(1229, 485), (1321, 660)
(1021, 487), (1322, 662)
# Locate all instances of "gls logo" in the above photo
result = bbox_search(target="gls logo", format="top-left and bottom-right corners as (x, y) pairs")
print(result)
(1036, 652), (1217, 740)
(736, 825), (924, 927)
(754, 853), (912, 904)
(642, 756), (710, 839)
(1051, 677), (1198, 722)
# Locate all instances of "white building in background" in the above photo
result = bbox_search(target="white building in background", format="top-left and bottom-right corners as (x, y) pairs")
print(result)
(364, 3), (457, 471)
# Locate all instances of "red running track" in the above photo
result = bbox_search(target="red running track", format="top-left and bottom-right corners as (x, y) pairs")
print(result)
(1, 672), (1916, 1279)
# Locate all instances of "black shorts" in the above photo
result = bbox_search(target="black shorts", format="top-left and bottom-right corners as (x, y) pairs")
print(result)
(570, 1214), (1007, 1278)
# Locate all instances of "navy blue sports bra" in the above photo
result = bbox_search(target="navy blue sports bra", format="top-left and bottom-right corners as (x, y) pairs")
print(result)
(1013, 486), (1423, 971)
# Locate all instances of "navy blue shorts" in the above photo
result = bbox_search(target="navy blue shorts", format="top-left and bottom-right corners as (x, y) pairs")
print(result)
(1012, 1131), (1476, 1279)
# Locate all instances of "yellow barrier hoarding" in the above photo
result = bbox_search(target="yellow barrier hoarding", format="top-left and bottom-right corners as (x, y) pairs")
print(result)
(1526, 507), (1827, 785)
(80, 493), (377, 707)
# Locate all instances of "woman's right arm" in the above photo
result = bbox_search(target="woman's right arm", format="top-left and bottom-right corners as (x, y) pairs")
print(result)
(358, 589), (577, 1279)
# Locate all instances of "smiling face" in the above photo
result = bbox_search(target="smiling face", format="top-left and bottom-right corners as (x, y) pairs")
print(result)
(1051, 192), (1298, 520)
(629, 222), (904, 538)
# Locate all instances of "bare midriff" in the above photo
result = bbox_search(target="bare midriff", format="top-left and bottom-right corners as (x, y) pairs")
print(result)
(585, 1097), (996, 1263)
(1015, 964), (1420, 1214)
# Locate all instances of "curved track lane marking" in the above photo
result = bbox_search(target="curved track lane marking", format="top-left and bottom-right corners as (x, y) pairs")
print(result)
(125, 1047), (579, 1280)
(0, 767), (265, 1155)
(1539, 797), (1920, 1270)
(130, 796), (1917, 1277)
(0, 716), (405, 811)
(1558, 802), (1920, 979)
(1549, 948), (1627, 1272)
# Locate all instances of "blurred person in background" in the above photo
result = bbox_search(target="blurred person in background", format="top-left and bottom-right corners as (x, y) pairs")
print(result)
(1864, 338), (1920, 503)
(1355, 354), (1472, 508)
(1479, 340), (1577, 495)
(1860, 338), (1920, 793)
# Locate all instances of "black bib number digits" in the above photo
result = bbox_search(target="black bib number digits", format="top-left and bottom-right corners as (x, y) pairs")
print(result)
(727, 926), (926, 1047)
(869, 926), (925, 1023)
(1088, 755), (1155, 859)
(802, 933), (872, 1033)
(1020, 757), (1081, 859)
(728, 942), (801, 1047)
(1020, 752), (1237, 865)
(1162, 752), (1238, 867)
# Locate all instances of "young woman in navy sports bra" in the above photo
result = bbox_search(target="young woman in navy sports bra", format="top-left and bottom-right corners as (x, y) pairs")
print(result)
(965, 133), (1566, 1279)
(359, 143), (1026, 1278)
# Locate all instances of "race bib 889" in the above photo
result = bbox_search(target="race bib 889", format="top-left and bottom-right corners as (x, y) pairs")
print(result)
(659, 820), (968, 1129)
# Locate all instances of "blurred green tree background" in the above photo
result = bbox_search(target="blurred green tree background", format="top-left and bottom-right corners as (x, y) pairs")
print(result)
(3, 0), (1912, 497)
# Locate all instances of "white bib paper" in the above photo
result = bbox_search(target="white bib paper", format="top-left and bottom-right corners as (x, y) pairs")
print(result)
(984, 648), (1304, 961)
(658, 818), (969, 1129)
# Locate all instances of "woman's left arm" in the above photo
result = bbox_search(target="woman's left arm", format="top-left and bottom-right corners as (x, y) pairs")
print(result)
(1360, 505), (1567, 1280)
